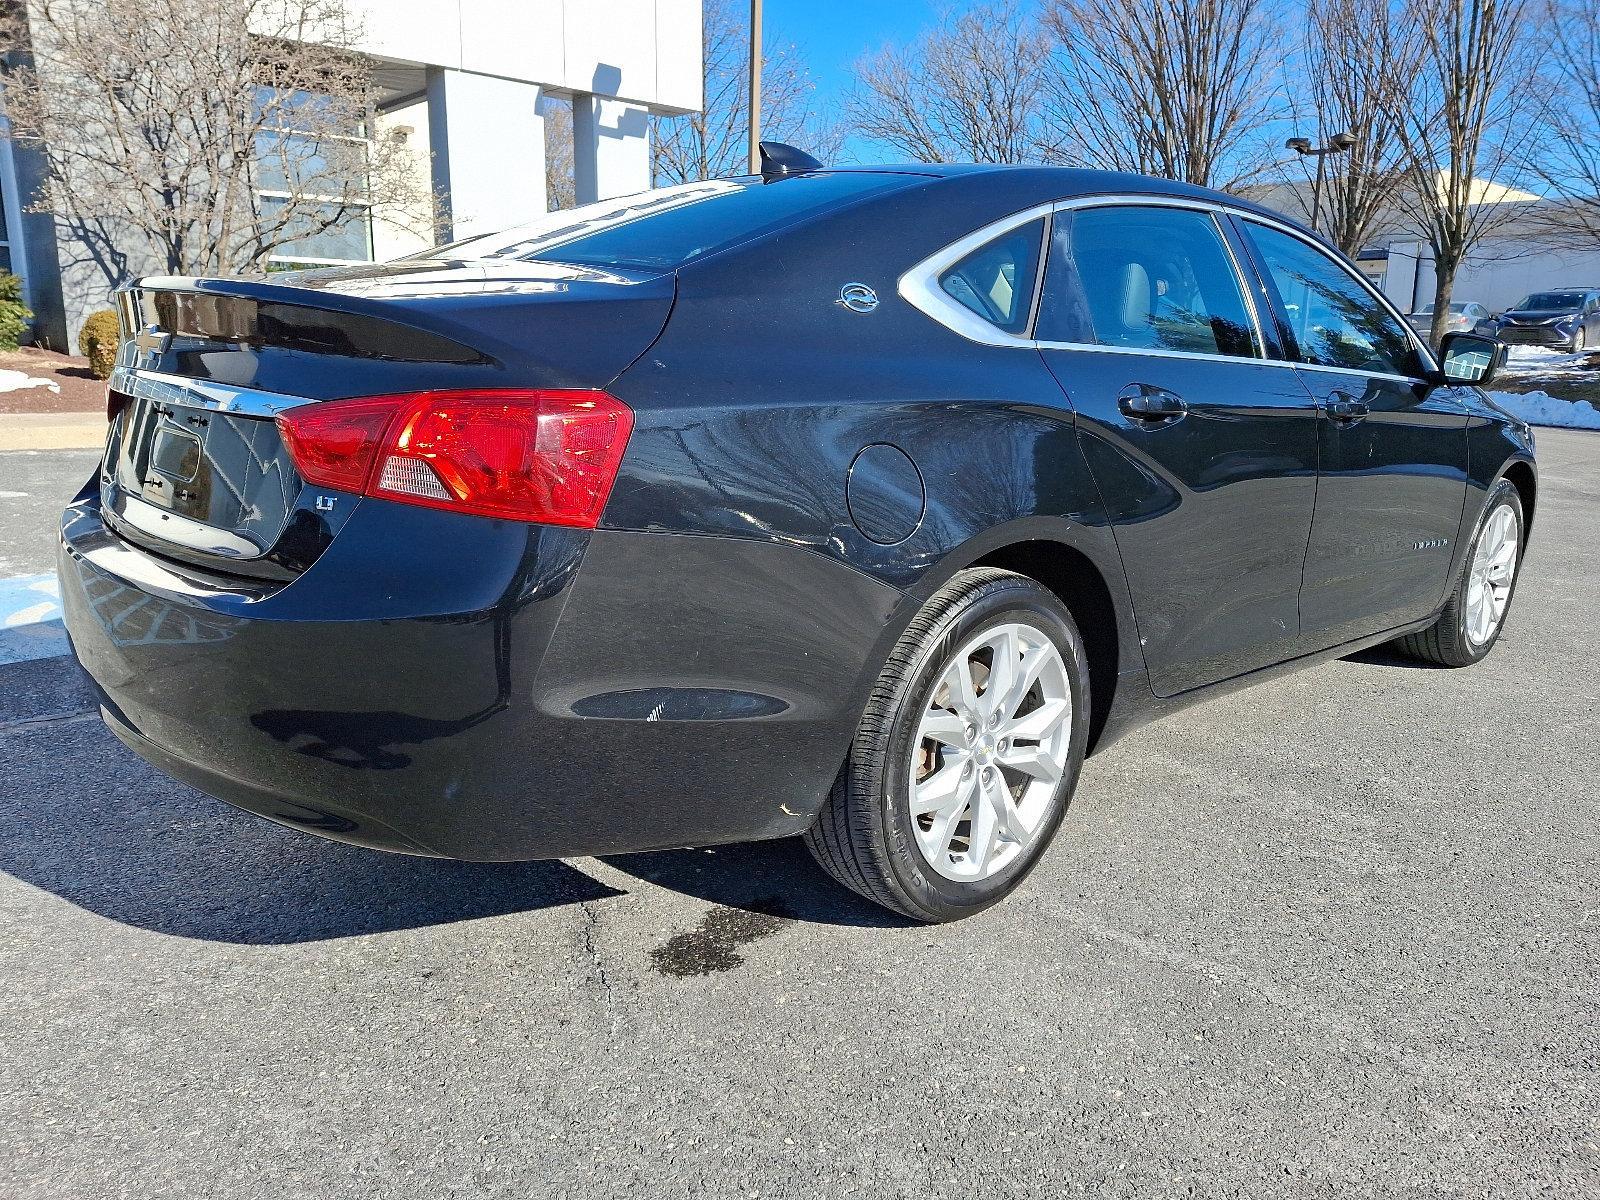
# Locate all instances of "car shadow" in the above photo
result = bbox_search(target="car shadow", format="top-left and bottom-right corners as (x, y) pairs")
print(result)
(0, 726), (905, 943)
(1343, 645), (1449, 669)
(0, 753), (625, 944)
(602, 838), (917, 931)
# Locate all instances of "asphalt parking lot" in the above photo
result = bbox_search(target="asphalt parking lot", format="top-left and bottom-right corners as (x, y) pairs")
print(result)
(1, 434), (1596, 1199)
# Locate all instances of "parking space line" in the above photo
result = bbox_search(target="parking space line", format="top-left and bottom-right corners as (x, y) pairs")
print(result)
(0, 572), (69, 664)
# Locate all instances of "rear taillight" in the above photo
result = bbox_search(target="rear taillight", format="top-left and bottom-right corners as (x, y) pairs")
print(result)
(107, 387), (131, 424)
(275, 389), (634, 528)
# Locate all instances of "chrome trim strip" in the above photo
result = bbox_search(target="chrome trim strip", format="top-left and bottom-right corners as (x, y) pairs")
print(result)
(1280, 360), (1424, 387)
(1032, 339), (1265, 366)
(1028, 338), (1423, 385)
(897, 201), (1055, 349)
(109, 367), (319, 417)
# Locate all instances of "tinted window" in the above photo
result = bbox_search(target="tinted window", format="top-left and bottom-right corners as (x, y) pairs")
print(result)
(1036, 206), (1257, 358)
(1245, 222), (1420, 376)
(938, 218), (1045, 335)
(427, 173), (916, 272)
(1515, 291), (1585, 310)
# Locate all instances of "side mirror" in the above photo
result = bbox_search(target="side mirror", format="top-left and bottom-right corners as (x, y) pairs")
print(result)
(1438, 331), (1507, 386)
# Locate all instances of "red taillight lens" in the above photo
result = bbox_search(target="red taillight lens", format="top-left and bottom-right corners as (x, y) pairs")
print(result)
(107, 386), (131, 424)
(276, 389), (634, 528)
(276, 396), (404, 493)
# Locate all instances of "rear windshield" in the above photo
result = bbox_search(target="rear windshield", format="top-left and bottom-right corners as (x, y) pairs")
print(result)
(427, 173), (919, 272)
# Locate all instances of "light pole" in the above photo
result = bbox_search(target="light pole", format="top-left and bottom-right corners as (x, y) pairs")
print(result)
(1286, 131), (1356, 235)
(748, 0), (763, 174)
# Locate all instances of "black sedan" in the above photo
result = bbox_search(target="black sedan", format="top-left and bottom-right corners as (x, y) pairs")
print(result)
(59, 148), (1536, 922)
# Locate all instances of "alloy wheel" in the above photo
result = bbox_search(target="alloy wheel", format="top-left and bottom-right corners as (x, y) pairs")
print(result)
(1465, 502), (1520, 647)
(908, 622), (1073, 882)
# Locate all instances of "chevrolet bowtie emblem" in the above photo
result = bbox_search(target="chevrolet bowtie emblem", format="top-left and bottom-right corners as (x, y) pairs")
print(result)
(133, 324), (170, 357)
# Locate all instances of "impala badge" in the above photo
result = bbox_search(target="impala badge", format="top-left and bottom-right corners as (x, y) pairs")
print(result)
(314, 496), (337, 512)
(837, 283), (879, 313)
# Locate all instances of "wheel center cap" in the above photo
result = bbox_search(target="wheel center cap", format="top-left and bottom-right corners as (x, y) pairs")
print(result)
(977, 735), (996, 761)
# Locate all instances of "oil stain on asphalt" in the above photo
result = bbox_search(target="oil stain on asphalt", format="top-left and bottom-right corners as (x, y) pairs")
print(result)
(649, 899), (793, 977)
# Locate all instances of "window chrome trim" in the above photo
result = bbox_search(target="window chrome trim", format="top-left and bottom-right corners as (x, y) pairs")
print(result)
(899, 190), (1440, 385)
(897, 201), (1055, 348)
(110, 367), (318, 417)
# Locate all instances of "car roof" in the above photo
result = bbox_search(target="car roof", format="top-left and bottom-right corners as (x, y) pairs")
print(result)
(808, 163), (1309, 229)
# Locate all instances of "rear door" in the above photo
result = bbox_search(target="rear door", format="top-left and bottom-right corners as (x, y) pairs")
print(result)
(1233, 217), (1469, 649)
(1035, 200), (1320, 697)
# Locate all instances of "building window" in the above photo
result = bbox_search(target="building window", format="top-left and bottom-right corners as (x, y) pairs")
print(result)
(254, 87), (373, 267)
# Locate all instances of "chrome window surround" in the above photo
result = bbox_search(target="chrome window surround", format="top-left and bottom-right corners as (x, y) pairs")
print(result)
(898, 193), (1439, 384)
(109, 366), (319, 418)
(898, 201), (1057, 349)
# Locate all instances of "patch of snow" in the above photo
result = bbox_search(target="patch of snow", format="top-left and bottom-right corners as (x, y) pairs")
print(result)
(1486, 389), (1600, 430)
(0, 368), (60, 394)
(1499, 346), (1599, 379)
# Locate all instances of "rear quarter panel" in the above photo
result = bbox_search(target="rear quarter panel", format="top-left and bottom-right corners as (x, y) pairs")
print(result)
(599, 174), (1142, 743)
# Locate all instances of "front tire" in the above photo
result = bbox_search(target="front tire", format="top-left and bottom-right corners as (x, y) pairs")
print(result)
(1393, 480), (1524, 667)
(804, 568), (1090, 922)
(1572, 327), (1586, 354)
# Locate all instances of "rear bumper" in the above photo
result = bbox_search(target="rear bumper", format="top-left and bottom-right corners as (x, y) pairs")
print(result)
(60, 493), (901, 860)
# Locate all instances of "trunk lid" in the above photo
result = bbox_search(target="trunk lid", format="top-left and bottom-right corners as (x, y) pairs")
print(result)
(101, 259), (675, 577)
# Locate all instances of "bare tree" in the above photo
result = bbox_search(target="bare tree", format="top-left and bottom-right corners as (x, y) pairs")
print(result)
(652, 0), (839, 184)
(1523, 0), (1600, 245)
(541, 95), (576, 211)
(1278, 0), (1419, 255)
(0, 0), (432, 280)
(847, 1), (1063, 164)
(1042, 0), (1280, 189)
(1385, 0), (1537, 348)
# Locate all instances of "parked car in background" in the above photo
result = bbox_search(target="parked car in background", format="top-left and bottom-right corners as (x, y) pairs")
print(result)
(1407, 300), (1491, 341)
(57, 151), (1536, 923)
(1479, 288), (1600, 352)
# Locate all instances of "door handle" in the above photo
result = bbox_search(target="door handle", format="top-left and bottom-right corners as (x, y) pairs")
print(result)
(1117, 384), (1188, 424)
(1326, 391), (1369, 423)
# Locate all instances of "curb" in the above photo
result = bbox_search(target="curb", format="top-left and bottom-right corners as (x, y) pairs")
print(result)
(0, 411), (105, 451)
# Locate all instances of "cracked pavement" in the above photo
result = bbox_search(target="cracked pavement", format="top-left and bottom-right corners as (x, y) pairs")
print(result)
(1, 432), (1597, 1198)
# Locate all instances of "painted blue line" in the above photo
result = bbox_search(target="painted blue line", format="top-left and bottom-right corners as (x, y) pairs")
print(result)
(0, 572), (69, 665)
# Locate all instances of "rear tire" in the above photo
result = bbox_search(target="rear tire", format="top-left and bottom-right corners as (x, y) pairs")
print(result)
(804, 568), (1090, 922)
(1392, 480), (1524, 667)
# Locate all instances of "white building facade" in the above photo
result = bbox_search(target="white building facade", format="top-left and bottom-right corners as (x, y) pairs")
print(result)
(1, 0), (703, 347)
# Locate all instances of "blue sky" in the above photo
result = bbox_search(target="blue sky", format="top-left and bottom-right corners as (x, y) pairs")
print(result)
(763, 0), (936, 99)
(762, 0), (944, 156)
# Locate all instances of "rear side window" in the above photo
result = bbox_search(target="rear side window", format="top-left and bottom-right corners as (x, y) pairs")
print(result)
(429, 173), (918, 272)
(1243, 221), (1420, 376)
(1036, 205), (1258, 358)
(938, 218), (1046, 335)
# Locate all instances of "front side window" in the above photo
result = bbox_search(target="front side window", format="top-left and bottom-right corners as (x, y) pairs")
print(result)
(1035, 205), (1257, 358)
(1245, 221), (1420, 376)
(937, 218), (1045, 335)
